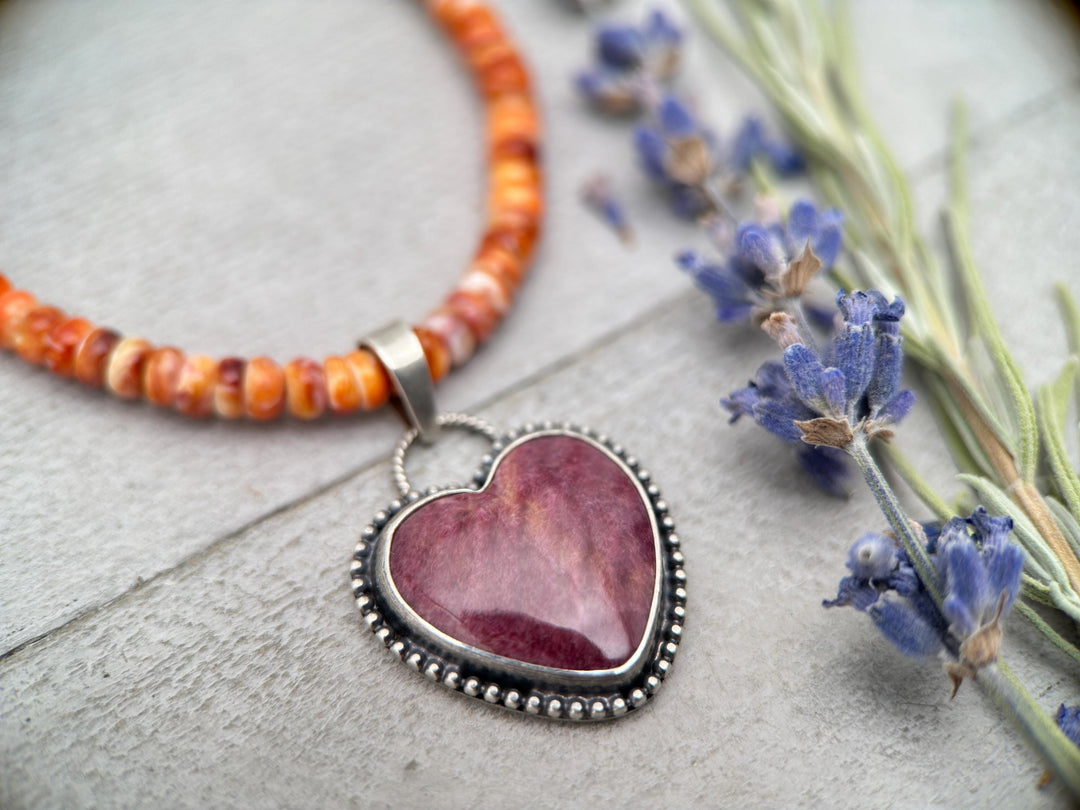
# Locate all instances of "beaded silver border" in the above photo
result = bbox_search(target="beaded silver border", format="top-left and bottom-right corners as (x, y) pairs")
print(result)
(350, 421), (686, 721)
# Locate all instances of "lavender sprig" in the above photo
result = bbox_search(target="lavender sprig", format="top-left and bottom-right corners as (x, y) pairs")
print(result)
(728, 288), (938, 593)
(680, 0), (1080, 790)
(723, 278), (1080, 788)
(683, 0), (1080, 626)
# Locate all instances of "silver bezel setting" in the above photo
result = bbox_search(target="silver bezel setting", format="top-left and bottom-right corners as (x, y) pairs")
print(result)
(350, 421), (685, 721)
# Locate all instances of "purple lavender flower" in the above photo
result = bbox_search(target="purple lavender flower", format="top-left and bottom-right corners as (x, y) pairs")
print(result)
(936, 509), (1024, 641)
(720, 357), (851, 494)
(731, 116), (805, 176)
(680, 200), (843, 323)
(596, 25), (646, 70)
(576, 10), (683, 116)
(824, 508), (1025, 695)
(785, 200), (842, 269)
(576, 69), (644, 117)
(580, 174), (634, 244)
(723, 288), (912, 462)
(634, 95), (720, 219)
(676, 250), (760, 323)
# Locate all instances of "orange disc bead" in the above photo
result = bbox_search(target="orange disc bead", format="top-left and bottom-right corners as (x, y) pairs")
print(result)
(143, 347), (185, 407)
(414, 327), (451, 383)
(174, 354), (218, 418)
(479, 56), (529, 99)
(419, 311), (476, 368)
(106, 337), (153, 399)
(488, 96), (539, 155)
(492, 182), (543, 221)
(457, 16), (500, 52)
(74, 328), (121, 388)
(0, 290), (37, 349)
(43, 317), (95, 377)
(490, 157), (539, 192)
(244, 356), (286, 421)
(344, 349), (390, 411)
(324, 355), (362, 415)
(427, 0), (464, 28)
(491, 136), (539, 163)
(465, 39), (513, 74)
(458, 269), (510, 316)
(445, 289), (500, 343)
(14, 305), (67, 365)
(452, 3), (498, 36)
(474, 245), (523, 291)
(214, 357), (247, 419)
(284, 357), (329, 420)
(480, 226), (532, 267)
(0, 274), (11, 297)
(488, 208), (540, 255)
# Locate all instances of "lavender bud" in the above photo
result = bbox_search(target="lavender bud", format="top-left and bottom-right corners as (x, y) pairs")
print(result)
(595, 25), (645, 70)
(1056, 704), (1080, 748)
(846, 533), (898, 580)
(820, 367), (847, 417)
(869, 596), (946, 658)
(866, 330), (903, 414)
(782, 344), (825, 407)
(657, 95), (696, 137)
(877, 390), (915, 425)
(737, 224), (786, 278)
(581, 174), (633, 244)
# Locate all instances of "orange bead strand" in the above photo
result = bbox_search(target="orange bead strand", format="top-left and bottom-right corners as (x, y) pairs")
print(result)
(0, 0), (541, 420)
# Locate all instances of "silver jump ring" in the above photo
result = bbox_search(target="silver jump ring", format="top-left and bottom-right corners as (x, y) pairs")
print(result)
(390, 412), (500, 497)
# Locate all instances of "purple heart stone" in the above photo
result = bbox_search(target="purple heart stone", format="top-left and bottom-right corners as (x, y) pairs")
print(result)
(387, 434), (657, 671)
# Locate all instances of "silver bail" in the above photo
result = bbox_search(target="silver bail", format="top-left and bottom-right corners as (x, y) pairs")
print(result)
(360, 321), (440, 444)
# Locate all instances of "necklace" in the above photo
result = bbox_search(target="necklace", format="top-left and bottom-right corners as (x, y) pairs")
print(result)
(0, 0), (539, 420)
(0, 0), (684, 722)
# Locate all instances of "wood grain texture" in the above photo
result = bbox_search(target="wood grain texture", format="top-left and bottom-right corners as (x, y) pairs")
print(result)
(1, 0), (1078, 807)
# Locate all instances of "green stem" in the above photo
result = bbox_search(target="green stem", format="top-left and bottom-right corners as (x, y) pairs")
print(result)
(847, 437), (943, 605)
(1056, 283), (1080, 357)
(749, 157), (777, 197)
(979, 660), (1080, 796)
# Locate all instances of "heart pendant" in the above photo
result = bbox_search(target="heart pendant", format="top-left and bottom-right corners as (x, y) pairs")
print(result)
(351, 418), (685, 721)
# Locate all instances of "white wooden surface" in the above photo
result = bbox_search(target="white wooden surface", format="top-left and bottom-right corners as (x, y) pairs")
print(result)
(1, 1), (1079, 807)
